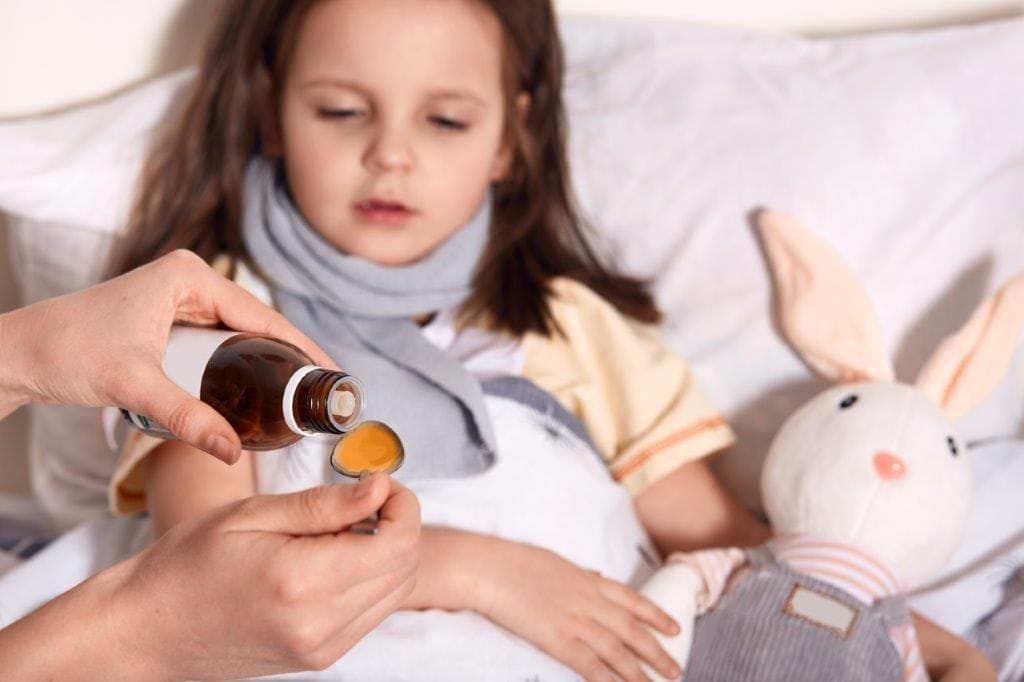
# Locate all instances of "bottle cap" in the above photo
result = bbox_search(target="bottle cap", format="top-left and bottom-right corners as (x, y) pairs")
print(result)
(327, 375), (364, 431)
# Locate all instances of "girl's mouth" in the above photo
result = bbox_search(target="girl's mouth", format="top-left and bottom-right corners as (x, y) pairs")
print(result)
(355, 199), (414, 226)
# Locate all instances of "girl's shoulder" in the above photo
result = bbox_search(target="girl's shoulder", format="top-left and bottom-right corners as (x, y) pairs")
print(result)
(536, 275), (663, 348)
(524, 276), (682, 408)
(544, 276), (616, 314)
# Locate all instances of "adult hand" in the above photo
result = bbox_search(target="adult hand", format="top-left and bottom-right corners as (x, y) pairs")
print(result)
(0, 474), (420, 680)
(479, 542), (682, 682)
(0, 249), (335, 463)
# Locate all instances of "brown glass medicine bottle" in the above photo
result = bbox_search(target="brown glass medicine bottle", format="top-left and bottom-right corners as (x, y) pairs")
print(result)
(123, 327), (363, 450)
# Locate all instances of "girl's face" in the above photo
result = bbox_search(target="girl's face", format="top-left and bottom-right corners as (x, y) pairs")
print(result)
(277, 0), (512, 266)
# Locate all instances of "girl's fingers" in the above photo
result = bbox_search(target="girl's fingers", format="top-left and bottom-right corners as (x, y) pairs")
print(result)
(558, 637), (616, 682)
(591, 579), (682, 679)
(588, 597), (681, 680)
(580, 620), (649, 682)
(599, 577), (678, 635)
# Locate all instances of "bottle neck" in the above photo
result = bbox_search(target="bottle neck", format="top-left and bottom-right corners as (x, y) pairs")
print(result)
(289, 368), (364, 435)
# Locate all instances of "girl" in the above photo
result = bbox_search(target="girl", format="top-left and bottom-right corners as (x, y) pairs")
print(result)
(108, 1), (992, 680)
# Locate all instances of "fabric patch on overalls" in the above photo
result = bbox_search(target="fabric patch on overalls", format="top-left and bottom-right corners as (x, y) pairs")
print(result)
(783, 583), (859, 639)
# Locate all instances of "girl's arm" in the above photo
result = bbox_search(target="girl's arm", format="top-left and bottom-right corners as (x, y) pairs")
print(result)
(146, 440), (257, 536)
(915, 613), (997, 682)
(634, 457), (770, 557)
(402, 527), (682, 682)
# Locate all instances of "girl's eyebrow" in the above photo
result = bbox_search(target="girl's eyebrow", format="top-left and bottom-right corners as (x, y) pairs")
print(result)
(300, 77), (371, 95)
(424, 89), (487, 106)
(300, 78), (487, 106)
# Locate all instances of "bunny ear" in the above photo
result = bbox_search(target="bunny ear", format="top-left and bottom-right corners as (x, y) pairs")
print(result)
(755, 210), (894, 383)
(915, 274), (1024, 421)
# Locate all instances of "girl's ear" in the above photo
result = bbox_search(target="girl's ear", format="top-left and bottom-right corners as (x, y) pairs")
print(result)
(915, 274), (1024, 420)
(755, 209), (895, 383)
(490, 92), (530, 182)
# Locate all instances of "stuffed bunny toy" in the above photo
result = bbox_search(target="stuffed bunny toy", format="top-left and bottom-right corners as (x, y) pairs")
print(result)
(640, 210), (1024, 681)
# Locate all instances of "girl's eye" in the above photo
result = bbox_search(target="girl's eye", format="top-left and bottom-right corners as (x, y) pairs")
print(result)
(429, 115), (468, 131)
(318, 108), (364, 120)
(946, 436), (959, 457)
(838, 394), (859, 410)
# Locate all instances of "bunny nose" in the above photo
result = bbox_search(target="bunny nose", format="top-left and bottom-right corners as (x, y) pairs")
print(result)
(873, 451), (907, 481)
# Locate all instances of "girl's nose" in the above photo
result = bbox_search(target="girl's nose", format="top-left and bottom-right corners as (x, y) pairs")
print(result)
(364, 127), (413, 173)
(872, 451), (907, 481)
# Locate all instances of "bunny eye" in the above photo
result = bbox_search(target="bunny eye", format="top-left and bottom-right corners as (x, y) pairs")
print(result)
(838, 394), (859, 410)
(946, 436), (959, 457)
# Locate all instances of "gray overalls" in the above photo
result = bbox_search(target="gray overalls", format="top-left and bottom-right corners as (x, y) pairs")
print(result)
(685, 545), (911, 681)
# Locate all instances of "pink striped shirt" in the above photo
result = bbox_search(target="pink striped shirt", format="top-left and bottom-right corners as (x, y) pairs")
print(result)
(668, 534), (927, 682)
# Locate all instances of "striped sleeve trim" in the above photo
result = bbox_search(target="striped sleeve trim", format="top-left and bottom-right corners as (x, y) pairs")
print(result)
(610, 417), (733, 481)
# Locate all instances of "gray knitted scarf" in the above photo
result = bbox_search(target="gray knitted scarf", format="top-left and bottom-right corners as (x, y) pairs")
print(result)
(241, 158), (495, 479)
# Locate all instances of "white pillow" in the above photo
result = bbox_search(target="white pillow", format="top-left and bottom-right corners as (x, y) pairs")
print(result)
(0, 70), (194, 235)
(561, 17), (1024, 506)
(1, 71), (194, 527)
(1, 18), (1022, 586)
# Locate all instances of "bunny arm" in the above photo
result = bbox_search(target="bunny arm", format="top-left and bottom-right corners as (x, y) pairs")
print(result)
(639, 547), (746, 680)
(891, 620), (928, 682)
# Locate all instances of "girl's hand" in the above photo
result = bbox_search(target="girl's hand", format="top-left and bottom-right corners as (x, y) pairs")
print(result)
(478, 541), (682, 682)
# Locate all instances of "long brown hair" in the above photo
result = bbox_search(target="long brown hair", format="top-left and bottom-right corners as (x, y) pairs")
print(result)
(112, 0), (661, 337)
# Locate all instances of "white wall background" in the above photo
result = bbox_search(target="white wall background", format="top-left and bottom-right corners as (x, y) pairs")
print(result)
(0, 0), (1022, 119)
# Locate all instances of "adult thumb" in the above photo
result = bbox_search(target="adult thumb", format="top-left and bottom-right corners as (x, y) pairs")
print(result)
(133, 368), (242, 464)
(244, 476), (391, 536)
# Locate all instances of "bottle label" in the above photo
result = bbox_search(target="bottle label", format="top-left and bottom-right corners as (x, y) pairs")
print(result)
(122, 409), (175, 439)
(162, 327), (240, 398)
(122, 327), (240, 438)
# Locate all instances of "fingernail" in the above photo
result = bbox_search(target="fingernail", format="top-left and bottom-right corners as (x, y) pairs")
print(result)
(207, 434), (239, 463)
(354, 473), (378, 498)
